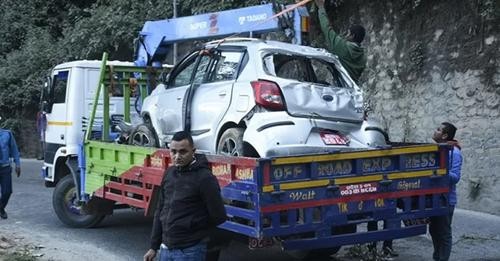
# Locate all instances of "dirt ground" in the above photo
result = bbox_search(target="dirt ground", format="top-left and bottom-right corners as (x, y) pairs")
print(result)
(0, 228), (123, 261)
(0, 231), (42, 261)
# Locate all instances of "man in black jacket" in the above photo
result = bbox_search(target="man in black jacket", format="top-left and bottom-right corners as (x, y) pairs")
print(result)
(144, 131), (227, 261)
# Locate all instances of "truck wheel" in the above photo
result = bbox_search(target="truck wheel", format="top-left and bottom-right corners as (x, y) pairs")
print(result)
(217, 128), (244, 156)
(129, 124), (158, 147)
(52, 175), (104, 228)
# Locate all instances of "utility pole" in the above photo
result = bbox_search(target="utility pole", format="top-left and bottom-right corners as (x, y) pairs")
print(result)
(173, 0), (178, 65)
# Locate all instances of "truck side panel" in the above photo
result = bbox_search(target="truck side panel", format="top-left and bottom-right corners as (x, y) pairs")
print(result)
(83, 140), (451, 250)
(255, 144), (450, 249)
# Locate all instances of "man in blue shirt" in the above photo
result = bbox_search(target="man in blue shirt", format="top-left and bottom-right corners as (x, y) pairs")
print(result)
(0, 118), (21, 219)
(430, 122), (462, 261)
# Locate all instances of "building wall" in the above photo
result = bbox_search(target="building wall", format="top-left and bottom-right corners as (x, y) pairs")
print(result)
(321, 0), (499, 214)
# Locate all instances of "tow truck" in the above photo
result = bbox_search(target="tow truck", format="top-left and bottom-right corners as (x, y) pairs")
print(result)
(41, 2), (453, 258)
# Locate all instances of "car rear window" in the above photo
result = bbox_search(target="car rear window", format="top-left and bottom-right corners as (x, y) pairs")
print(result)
(263, 53), (348, 87)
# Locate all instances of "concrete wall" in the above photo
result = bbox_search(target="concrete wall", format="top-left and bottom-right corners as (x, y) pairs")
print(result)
(320, 0), (499, 214)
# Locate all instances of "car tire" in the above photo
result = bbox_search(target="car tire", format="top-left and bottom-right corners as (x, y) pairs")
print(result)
(129, 123), (159, 147)
(217, 128), (244, 156)
(52, 175), (105, 228)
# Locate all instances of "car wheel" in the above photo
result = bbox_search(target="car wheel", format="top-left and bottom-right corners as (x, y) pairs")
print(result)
(217, 128), (244, 156)
(129, 124), (158, 147)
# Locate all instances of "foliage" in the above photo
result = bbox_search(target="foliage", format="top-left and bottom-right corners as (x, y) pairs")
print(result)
(179, 0), (263, 15)
(0, 0), (298, 120)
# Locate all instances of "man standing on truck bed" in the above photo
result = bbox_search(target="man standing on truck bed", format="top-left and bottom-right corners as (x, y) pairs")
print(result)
(144, 131), (227, 261)
(0, 116), (21, 220)
(314, 0), (367, 83)
(430, 122), (462, 261)
(313, 0), (396, 256)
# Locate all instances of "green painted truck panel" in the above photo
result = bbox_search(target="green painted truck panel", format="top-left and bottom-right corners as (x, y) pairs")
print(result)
(84, 140), (156, 194)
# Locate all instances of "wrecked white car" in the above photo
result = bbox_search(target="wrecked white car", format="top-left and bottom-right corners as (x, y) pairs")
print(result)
(133, 38), (387, 157)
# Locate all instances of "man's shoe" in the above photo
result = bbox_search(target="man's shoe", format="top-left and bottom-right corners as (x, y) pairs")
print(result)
(383, 246), (398, 257)
(0, 208), (7, 219)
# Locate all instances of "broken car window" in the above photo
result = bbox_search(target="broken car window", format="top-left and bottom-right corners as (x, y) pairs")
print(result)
(193, 55), (211, 84)
(172, 60), (197, 87)
(209, 51), (243, 82)
(263, 53), (346, 87)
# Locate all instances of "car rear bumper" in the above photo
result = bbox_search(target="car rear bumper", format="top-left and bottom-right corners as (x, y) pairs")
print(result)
(244, 112), (386, 157)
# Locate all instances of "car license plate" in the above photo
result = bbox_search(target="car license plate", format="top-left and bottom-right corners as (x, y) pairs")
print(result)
(248, 237), (274, 249)
(320, 132), (349, 145)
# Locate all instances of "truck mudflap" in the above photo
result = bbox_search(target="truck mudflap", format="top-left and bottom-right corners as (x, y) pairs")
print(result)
(83, 141), (451, 250)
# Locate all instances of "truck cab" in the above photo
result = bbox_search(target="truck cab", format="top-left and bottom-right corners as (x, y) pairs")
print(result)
(41, 60), (140, 186)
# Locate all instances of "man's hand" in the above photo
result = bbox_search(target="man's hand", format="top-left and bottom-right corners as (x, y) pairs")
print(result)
(315, 0), (325, 8)
(143, 249), (157, 261)
(15, 166), (20, 177)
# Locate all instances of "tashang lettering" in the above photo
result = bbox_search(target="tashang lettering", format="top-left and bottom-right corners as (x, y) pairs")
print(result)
(235, 168), (253, 181)
(212, 163), (231, 177)
(211, 163), (232, 187)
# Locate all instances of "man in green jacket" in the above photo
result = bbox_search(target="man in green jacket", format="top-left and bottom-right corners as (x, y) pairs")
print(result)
(314, 0), (367, 83)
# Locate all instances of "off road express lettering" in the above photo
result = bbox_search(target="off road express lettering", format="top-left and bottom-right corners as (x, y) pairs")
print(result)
(272, 166), (304, 181)
(404, 153), (436, 169)
(361, 157), (393, 173)
(317, 160), (352, 176)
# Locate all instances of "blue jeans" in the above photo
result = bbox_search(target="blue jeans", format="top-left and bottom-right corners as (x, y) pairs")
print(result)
(0, 166), (12, 209)
(159, 242), (207, 261)
(429, 206), (455, 261)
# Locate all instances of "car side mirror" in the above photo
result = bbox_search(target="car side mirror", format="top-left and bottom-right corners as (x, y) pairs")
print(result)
(161, 72), (170, 85)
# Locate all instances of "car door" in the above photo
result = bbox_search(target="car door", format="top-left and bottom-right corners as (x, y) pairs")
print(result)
(152, 52), (212, 141)
(189, 50), (244, 151)
(152, 53), (197, 138)
(45, 70), (70, 153)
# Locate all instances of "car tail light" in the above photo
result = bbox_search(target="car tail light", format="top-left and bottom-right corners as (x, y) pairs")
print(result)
(251, 80), (285, 111)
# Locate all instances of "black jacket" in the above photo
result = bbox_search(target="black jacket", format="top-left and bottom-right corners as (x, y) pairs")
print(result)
(150, 154), (227, 250)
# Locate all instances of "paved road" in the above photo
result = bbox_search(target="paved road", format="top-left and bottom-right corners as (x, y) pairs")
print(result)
(1, 159), (499, 260)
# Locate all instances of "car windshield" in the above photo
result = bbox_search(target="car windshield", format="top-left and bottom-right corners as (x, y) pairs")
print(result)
(263, 53), (348, 88)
